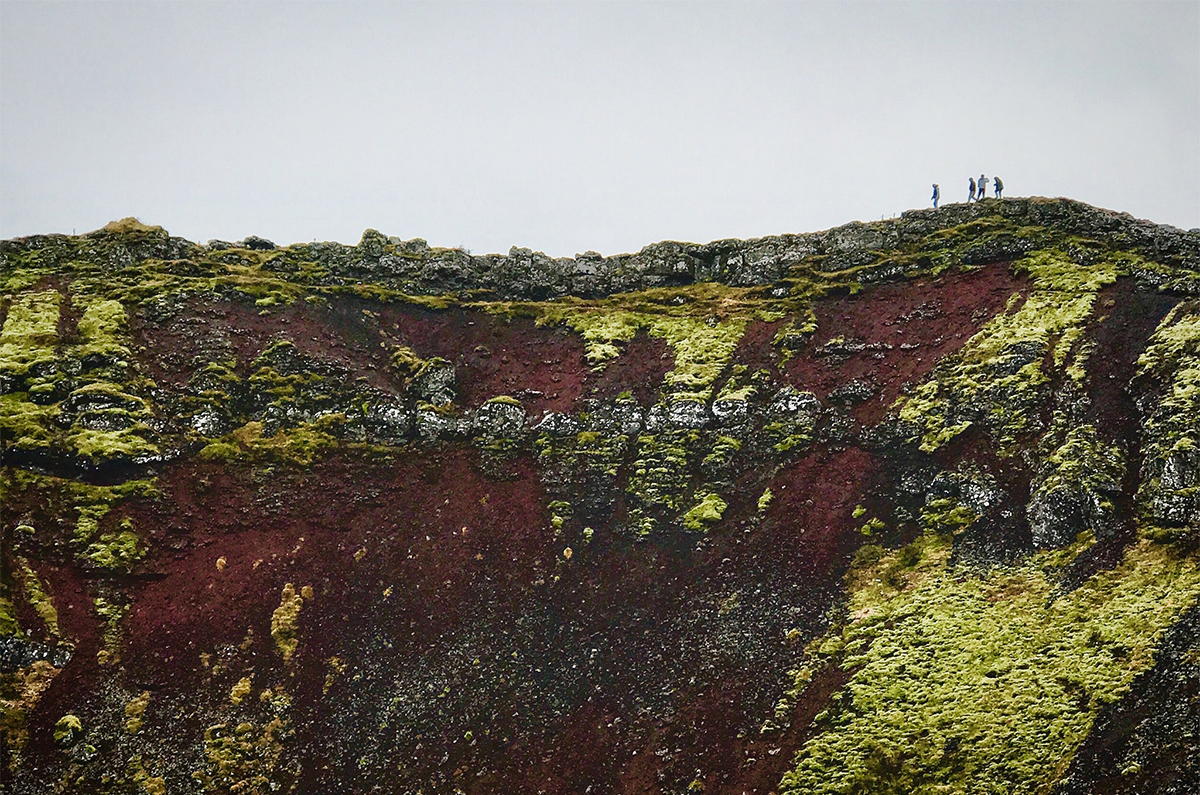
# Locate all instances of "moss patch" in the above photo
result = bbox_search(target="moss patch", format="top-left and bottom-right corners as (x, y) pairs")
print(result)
(270, 582), (307, 663)
(898, 249), (1116, 453)
(778, 532), (1200, 795)
(0, 290), (60, 380)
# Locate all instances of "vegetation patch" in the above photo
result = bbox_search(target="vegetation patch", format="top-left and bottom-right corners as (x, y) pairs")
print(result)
(897, 249), (1117, 453)
(681, 491), (728, 533)
(270, 582), (308, 663)
(778, 530), (1200, 795)
(1134, 302), (1200, 525)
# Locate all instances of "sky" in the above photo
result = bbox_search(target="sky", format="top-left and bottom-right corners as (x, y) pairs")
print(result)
(2, 1), (1197, 256)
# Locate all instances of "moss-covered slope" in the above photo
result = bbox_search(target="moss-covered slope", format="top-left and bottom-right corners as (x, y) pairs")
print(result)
(2, 198), (1198, 794)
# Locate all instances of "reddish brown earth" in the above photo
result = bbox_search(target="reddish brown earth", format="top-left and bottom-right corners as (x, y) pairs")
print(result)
(11, 438), (879, 794)
(586, 329), (675, 406)
(778, 264), (1029, 424)
(377, 305), (593, 414)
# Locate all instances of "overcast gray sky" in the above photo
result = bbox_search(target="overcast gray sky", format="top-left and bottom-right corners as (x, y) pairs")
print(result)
(2, 1), (1197, 256)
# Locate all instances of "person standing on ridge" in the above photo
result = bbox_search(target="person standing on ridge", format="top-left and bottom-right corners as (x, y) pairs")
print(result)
(994, 176), (1004, 198)
(978, 174), (989, 199)
(932, 183), (940, 209)
(969, 177), (976, 202)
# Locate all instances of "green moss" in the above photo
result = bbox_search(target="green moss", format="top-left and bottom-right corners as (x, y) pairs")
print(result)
(700, 434), (742, 480)
(210, 414), (348, 468)
(388, 345), (425, 379)
(559, 309), (643, 367)
(16, 559), (58, 636)
(197, 441), (241, 461)
(0, 592), (19, 637)
(74, 298), (130, 362)
(230, 676), (254, 706)
(536, 282), (792, 401)
(681, 491), (728, 533)
(920, 498), (980, 535)
(647, 315), (747, 402)
(777, 533), (1200, 795)
(757, 487), (774, 514)
(92, 594), (129, 666)
(1014, 248), (1120, 293)
(195, 717), (288, 793)
(270, 582), (307, 662)
(0, 393), (58, 453)
(0, 290), (60, 379)
(101, 217), (163, 235)
(1135, 303), (1200, 522)
(898, 265), (1104, 453)
(124, 690), (150, 734)
(53, 714), (83, 747)
(128, 754), (167, 795)
(66, 424), (159, 465)
(82, 527), (145, 572)
(627, 430), (697, 536)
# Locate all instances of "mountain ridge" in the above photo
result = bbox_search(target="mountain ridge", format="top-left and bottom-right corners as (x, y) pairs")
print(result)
(2, 196), (1198, 794)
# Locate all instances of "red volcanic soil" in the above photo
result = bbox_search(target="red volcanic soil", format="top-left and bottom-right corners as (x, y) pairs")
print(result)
(16, 442), (879, 794)
(134, 295), (619, 416)
(466, 445), (878, 795)
(1081, 280), (1177, 450)
(765, 264), (1029, 424)
(132, 294), (400, 393)
(585, 328), (674, 405)
(120, 451), (554, 686)
(377, 304), (593, 414)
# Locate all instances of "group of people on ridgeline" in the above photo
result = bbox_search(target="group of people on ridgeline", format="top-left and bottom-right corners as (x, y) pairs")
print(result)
(929, 174), (1003, 209)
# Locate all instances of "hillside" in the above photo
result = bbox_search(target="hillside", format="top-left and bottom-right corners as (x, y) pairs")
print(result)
(2, 197), (1199, 794)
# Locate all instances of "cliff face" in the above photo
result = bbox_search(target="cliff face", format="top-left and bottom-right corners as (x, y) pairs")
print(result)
(1, 198), (1198, 794)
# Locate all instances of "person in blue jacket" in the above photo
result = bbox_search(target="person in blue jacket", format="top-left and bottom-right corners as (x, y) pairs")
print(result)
(932, 184), (940, 209)
(968, 177), (976, 202)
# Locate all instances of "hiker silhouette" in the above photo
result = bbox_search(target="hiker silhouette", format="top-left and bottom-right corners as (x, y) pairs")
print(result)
(978, 174), (989, 199)
(994, 176), (1004, 198)
(969, 177), (976, 202)
(932, 184), (940, 209)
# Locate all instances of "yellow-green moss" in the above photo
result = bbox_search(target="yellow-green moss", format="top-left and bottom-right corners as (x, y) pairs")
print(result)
(74, 298), (130, 361)
(0, 393), (58, 453)
(194, 717), (287, 793)
(626, 430), (696, 536)
(1135, 303), (1200, 521)
(270, 583), (306, 663)
(100, 217), (163, 235)
(777, 532), (1200, 795)
(899, 288), (1100, 454)
(16, 558), (58, 637)
(82, 526), (145, 572)
(66, 425), (159, 465)
(124, 690), (150, 733)
(681, 491), (728, 533)
(230, 676), (254, 706)
(94, 594), (129, 666)
(0, 290), (60, 378)
(0, 591), (19, 637)
(387, 345), (424, 379)
(228, 417), (343, 467)
(128, 754), (167, 795)
(53, 713), (83, 747)
(533, 283), (794, 401)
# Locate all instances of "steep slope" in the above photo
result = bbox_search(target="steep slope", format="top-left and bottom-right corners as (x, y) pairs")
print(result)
(1, 198), (1198, 794)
